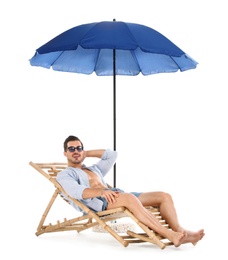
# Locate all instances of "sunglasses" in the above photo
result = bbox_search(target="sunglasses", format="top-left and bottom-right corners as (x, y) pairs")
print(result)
(67, 146), (83, 152)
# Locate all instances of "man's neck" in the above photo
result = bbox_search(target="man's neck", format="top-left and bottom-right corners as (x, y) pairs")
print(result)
(68, 161), (83, 168)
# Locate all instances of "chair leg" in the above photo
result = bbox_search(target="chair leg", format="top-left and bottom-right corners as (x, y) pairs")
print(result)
(36, 189), (59, 235)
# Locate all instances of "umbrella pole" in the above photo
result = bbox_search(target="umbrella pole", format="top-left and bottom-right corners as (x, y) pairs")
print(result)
(113, 48), (116, 188)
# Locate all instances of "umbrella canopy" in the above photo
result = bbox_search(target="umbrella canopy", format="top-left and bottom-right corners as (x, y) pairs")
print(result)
(29, 20), (198, 187)
(30, 21), (197, 75)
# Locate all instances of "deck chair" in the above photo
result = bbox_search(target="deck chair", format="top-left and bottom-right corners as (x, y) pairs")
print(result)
(29, 161), (174, 249)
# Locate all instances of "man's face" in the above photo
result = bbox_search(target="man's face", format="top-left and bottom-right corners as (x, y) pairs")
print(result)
(64, 140), (84, 165)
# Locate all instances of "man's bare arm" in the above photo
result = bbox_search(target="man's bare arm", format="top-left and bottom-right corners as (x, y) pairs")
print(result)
(84, 149), (105, 158)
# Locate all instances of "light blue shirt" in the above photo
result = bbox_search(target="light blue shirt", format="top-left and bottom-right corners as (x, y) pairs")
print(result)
(56, 149), (117, 213)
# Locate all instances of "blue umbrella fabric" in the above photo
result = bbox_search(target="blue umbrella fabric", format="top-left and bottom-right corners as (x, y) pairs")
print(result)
(30, 21), (198, 74)
(29, 20), (198, 187)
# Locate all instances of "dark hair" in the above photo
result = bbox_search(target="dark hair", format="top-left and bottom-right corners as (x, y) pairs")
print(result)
(63, 135), (84, 151)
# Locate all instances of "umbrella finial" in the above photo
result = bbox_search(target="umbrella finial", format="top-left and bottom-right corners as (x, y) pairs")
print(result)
(113, 18), (116, 22)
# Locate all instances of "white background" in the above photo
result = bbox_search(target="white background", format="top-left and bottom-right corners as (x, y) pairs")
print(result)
(1, 0), (227, 258)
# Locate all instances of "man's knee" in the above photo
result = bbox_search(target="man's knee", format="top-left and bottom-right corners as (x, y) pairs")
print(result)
(122, 192), (138, 204)
(162, 192), (173, 203)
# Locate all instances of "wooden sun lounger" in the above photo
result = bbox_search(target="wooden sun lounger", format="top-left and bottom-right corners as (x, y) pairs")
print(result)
(29, 161), (174, 249)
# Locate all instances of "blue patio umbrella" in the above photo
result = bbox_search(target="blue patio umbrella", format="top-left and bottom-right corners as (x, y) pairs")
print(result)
(30, 20), (198, 187)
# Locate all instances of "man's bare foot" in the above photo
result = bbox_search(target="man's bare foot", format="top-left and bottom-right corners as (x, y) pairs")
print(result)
(168, 229), (204, 247)
(168, 231), (185, 247)
(179, 229), (205, 245)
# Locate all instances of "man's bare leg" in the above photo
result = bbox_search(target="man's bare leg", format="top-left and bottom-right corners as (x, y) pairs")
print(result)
(138, 191), (205, 245)
(107, 193), (186, 247)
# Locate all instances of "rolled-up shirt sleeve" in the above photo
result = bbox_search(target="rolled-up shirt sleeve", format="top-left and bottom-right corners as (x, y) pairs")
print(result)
(92, 149), (118, 177)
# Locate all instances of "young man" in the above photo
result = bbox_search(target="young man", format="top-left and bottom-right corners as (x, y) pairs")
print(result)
(56, 135), (205, 247)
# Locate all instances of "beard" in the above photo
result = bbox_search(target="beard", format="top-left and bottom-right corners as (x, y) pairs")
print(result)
(69, 154), (83, 165)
